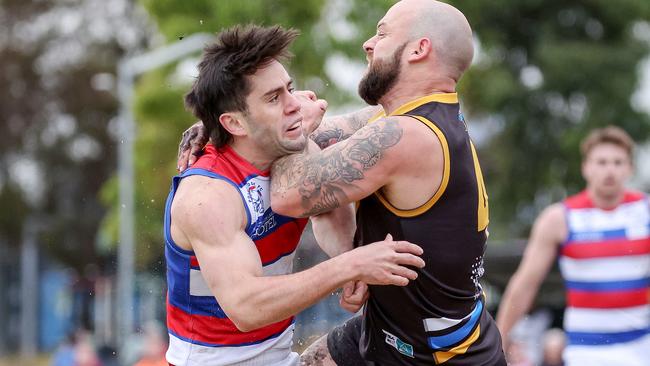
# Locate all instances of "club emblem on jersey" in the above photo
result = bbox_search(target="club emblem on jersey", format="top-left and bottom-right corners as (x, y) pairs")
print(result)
(245, 181), (265, 214)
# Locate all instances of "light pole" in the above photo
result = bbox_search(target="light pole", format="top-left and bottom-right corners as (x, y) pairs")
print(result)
(115, 32), (213, 362)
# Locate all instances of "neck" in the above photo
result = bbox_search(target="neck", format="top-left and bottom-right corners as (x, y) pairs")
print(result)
(228, 139), (274, 171)
(379, 74), (456, 115)
(587, 187), (625, 209)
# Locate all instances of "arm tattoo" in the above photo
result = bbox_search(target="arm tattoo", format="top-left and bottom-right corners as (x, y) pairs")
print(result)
(310, 106), (381, 149)
(311, 127), (350, 150)
(272, 118), (403, 216)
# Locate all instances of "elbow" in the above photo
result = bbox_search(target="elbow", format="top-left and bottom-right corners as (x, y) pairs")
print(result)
(270, 195), (304, 217)
(231, 318), (257, 333)
(228, 309), (262, 333)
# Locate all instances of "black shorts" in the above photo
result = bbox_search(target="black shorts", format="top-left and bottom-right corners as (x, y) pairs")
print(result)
(327, 315), (379, 366)
(327, 315), (507, 366)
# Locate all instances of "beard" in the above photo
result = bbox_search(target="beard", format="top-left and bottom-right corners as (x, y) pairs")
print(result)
(358, 43), (407, 106)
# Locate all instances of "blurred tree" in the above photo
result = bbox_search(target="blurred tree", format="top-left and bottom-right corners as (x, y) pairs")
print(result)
(452, 0), (650, 238)
(0, 0), (153, 272)
(103, 0), (650, 269)
(101, 0), (387, 269)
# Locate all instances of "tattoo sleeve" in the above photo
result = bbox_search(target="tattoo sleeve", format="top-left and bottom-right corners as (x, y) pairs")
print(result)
(310, 106), (382, 149)
(272, 117), (403, 216)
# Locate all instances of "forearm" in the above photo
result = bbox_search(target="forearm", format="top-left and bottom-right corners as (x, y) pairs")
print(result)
(311, 203), (356, 257)
(496, 272), (541, 340)
(270, 149), (341, 217)
(231, 253), (357, 331)
(270, 142), (331, 217)
(310, 106), (381, 149)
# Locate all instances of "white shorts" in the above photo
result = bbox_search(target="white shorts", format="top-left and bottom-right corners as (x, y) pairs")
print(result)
(166, 325), (299, 366)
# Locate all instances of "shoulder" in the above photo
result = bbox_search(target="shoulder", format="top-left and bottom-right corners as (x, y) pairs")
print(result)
(173, 175), (246, 229)
(366, 115), (443, 155)
(538, 203), (565, 225)
(623, 189), (647, 203)
(533, 203), (567, 244)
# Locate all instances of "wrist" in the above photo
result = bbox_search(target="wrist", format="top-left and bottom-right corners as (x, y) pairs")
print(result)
(336, 250), (360, 282)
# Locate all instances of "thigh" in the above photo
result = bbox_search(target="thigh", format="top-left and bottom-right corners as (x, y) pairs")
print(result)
(326, 316), (377, 366)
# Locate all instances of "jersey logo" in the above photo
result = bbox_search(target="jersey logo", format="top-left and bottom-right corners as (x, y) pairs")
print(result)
(245, 181), (265, 215)
(383, 329), (414, 358)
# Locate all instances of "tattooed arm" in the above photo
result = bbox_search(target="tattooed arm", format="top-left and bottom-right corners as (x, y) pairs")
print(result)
(309, 105), (382, 149)
(271, 117), (404, 217)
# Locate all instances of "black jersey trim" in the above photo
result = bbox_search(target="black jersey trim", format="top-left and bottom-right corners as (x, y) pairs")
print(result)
(373, 115), (450, 218)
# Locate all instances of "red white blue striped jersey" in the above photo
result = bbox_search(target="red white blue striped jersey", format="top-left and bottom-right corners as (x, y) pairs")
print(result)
(560, 190), (650, 351)
(164, 144), (308, 365)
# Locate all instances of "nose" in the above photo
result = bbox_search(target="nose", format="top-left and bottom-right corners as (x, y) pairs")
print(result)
(363, 36), (376, 54)
(286, 91), (301, 115)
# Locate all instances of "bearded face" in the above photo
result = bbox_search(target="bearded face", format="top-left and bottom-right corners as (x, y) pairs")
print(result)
(358, 43), (407, 106)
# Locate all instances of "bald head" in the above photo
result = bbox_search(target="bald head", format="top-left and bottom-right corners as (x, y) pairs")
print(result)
(388, 0), (474, 81)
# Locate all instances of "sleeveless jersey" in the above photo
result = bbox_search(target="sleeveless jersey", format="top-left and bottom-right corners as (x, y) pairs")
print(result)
(164, 144), (308, 366)
(560, 190), (650, 364)
(355, 93), (503, 365)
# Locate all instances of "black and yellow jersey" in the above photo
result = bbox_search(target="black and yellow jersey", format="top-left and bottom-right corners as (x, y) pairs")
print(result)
(355, 93), (504, 365)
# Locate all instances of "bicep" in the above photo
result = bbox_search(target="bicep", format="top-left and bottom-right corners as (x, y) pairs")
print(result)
(191, 229), (263, 306)
(175, 179), (263, 310)
(310, 106), (382, 149)
(272, 118), (404, 217)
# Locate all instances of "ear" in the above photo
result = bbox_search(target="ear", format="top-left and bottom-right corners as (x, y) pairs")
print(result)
(407, 38), (432, 62)
(219, 113), (247, 137)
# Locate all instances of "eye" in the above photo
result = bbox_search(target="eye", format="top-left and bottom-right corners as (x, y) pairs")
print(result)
(288, 86), (295, 93)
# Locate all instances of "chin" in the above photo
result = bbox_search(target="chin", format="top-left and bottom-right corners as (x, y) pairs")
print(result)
(597, 186), (622, 198)
(281, 138), (307, 153)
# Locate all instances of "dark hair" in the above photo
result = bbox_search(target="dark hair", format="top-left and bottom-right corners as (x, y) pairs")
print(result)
(184, 25), (299, 147)
(580, 125), (634, 160)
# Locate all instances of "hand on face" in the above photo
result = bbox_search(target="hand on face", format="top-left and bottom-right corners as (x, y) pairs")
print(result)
(294, 90), (327, 136)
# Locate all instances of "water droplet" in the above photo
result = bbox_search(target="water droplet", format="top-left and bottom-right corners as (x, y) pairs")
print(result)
(199, 20), (203, 25)
(121, 204), (126, 208)
(179, 35), (185, 40)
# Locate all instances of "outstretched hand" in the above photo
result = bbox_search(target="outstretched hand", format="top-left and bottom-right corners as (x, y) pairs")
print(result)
(177, 121), (208, 172)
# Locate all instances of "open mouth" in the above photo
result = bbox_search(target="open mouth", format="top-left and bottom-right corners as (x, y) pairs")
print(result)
(286, 119), (302, 133)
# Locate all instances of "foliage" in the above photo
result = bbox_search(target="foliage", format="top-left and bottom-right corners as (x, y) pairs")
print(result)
(120, 0), (360, 268)
(110, 0), (650, 267)
(0, 0), (152, 272)
(451, 0), (650, 237)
